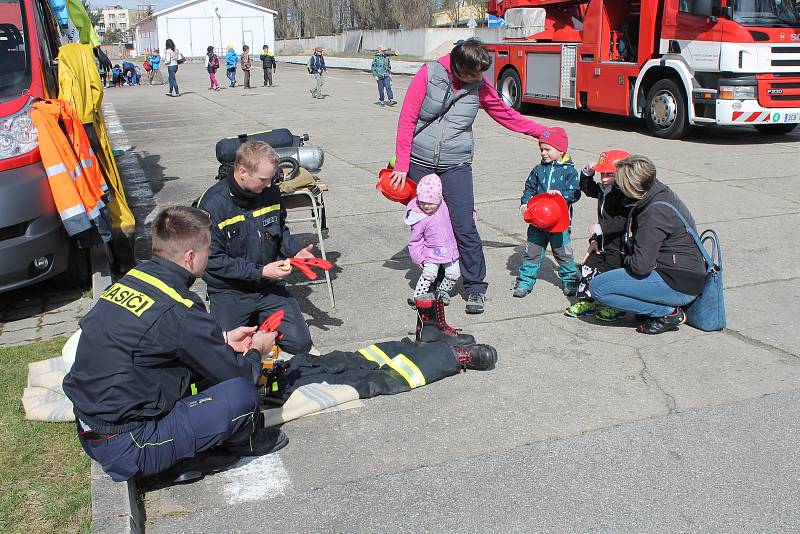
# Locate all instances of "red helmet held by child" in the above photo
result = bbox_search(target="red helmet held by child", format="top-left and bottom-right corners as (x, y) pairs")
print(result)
(523, 194), (571, 233)
(591, 149), (631, 173)
(376, 168), (416, 204)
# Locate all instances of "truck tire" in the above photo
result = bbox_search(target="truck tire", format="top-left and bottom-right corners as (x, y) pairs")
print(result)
(54, 238), (91, 290)
(644, 79), (688, 139)
(499, 69), (523, 111)
(754, 123), (797, 135)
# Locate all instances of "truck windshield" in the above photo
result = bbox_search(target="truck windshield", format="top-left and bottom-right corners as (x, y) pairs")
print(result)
(0, 0), (30, 104)
(733, 0), (800, 27)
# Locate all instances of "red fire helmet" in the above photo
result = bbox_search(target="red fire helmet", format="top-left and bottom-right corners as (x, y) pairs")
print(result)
(523, 193), (571, 233)
(376, 168), (416, 204)
(591, 149), (631, 174)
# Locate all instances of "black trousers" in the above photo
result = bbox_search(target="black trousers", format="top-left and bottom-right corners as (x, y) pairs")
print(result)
(209, 286), (312, 354)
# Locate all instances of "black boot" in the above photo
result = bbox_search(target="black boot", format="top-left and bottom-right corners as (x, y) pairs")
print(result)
(223, 426), (289, 456)
(415, 297), (475, 346)
(637, 308), (686, 334)
(452, 344), (498, 371)
(136, 449), (241, 490)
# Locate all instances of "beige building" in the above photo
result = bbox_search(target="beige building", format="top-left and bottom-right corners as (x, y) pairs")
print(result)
(432, 2), (486, 27)
(96, 6), (139, 42)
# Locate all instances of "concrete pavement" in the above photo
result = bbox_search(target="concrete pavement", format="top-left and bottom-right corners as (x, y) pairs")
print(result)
(103, 60), (800, 532)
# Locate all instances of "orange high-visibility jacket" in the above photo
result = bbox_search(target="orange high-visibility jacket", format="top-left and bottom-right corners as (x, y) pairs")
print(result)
(31, 99), (109, 237)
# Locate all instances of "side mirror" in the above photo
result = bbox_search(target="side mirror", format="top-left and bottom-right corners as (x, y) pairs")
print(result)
(690, 0), (714, 17)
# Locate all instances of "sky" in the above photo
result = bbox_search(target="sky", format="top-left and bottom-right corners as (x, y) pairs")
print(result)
(94, 0), (186, 11)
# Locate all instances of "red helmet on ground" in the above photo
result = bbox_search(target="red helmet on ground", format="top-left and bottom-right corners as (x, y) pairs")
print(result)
(523, 193), (571, 233)
(376, 168), (416, 204)
(591, 149), (631, 173)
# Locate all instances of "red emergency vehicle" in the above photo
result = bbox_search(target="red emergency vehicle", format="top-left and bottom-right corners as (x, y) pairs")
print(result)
(485, 0), (800, 138)
(0, 0), (89, 292)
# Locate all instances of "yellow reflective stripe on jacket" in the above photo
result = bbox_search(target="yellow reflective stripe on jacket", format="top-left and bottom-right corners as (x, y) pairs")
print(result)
(252, 204), (280, 218)
(218, 214), (245, 229)
(392, 354), (426, 388)
(127, 269), (195, 308)
(358, 344), (425, 389)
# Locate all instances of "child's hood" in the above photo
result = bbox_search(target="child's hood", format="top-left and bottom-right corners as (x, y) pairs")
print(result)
(404, 198), (430, 226)
(540, 153), (575, 167)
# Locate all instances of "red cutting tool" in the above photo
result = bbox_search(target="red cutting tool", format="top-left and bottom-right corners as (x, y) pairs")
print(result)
(243, 309), (285, 352)
(288, 257), (333, 280)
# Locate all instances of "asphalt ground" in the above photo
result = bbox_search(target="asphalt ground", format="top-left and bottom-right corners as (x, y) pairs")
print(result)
(104, 61), (800, 532)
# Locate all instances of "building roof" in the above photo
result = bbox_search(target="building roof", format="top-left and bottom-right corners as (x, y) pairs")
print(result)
(150, 0), (277, 18)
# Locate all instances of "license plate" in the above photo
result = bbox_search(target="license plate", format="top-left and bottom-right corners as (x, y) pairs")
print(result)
(785, 113), (800, 123)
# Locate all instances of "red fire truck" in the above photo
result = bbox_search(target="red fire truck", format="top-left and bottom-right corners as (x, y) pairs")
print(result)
(485, 0), (800, 138)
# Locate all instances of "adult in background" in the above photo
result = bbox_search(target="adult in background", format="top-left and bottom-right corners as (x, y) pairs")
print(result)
(226, 45), (238, 87)
(589, 155), (706, 334)
(62, 206), (288, 483)
(307, 46), (326, 99)
(148, 48), (163, 85)
(196, 141), (314, 354)
(391, 38), (548, 314)
(163, 39), (180, 97)
(260, 44), (276, 87)
(241, 44), (252, 89)
(371, 45), (396, 107)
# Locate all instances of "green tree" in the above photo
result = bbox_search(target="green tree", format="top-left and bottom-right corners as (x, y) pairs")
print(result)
(103, 28), (123, 44)
(82, 0), (103, 26)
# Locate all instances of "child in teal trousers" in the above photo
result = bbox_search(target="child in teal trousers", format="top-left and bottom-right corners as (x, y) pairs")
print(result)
(515, 127), (581, 297)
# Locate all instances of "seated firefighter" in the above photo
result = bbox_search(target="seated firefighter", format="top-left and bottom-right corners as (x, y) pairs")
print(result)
(62, 207), (288, 483)
(196, 140), (314, 354)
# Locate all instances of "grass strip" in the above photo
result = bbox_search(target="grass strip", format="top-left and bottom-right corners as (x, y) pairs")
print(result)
(0, 337), (90, 533)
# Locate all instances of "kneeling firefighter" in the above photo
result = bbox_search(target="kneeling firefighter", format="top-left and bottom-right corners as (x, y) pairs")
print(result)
(63, 207), (289, 484)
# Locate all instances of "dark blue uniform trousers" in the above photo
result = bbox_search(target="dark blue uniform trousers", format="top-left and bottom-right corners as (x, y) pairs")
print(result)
(408, 162), (487, 295)
(78, 377), (259, 482)
(209, 285), (312, 354)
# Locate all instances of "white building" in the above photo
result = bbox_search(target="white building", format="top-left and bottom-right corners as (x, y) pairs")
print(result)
(97, 6), (138, 42)
(133, 0), (276, 57)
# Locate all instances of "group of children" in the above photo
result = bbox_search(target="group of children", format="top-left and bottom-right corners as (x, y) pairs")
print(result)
(405, 126), (633, 321)
(105, 61), (142, 87)
(205, 45), (277, 91)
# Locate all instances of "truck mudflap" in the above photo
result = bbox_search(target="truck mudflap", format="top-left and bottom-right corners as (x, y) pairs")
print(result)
(716, 100), (800, 126)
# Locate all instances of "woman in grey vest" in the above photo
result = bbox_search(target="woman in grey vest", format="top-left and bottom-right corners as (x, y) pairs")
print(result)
(391, 39), (549, 314)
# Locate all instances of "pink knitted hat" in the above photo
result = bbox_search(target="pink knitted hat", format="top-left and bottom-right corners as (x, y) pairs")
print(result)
(416, 173), (443, 205)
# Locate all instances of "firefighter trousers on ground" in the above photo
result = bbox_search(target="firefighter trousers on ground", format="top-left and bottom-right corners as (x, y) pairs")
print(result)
(78, 377), (259, 482)
(269, 339), (462, 401)
(31, 99), (111, 241)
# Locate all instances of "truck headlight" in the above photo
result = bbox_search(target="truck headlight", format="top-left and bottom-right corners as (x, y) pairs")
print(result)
(719, 85), (756, 100)
(0, 104), (38, 159)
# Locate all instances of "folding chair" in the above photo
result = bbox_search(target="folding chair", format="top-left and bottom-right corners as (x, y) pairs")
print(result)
(282, 183), (335, 310)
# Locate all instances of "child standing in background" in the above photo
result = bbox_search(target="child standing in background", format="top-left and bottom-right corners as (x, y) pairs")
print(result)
(515, 127), (581, 298)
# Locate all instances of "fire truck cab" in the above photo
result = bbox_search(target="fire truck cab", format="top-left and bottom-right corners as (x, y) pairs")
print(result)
(485, 0), (800, 138)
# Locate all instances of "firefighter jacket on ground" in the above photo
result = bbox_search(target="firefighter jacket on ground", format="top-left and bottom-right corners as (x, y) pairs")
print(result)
(30, 99), (111, 240)
(269, 338), (462, 400)
(197, 174), (302, 294)
(57, 43), (135, 237)
(62, 257), (263, 435)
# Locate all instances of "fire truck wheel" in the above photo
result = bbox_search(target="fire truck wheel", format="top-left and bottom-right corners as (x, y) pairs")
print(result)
(753, 123), (797, 135)
(499, 69), (523, 111)
(644, 79), (688, 139)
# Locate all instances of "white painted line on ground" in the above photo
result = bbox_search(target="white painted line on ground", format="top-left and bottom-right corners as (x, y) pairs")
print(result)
(221, 454), (290, 504)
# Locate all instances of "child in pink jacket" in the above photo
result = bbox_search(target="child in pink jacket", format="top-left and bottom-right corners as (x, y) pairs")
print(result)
(405, 173), (460, 303)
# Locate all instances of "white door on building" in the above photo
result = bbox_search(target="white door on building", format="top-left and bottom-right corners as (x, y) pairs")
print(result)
(242, 29), (253, 51)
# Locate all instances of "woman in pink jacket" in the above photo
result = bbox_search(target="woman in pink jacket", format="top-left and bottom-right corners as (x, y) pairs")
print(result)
(405, 174), (460, 304)
(391, 39), (548, 314)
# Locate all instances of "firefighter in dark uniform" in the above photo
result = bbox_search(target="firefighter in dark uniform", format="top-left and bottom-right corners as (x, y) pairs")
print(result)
(196, 141), (314, 354)
(62, 207), (287, 483)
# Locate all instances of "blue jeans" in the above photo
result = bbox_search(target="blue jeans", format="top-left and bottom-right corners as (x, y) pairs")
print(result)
(590, 268), (697, 317)
(167, 65), (179, 94)
(376, 76), (394, 101)
(227, 67), (236, 86)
